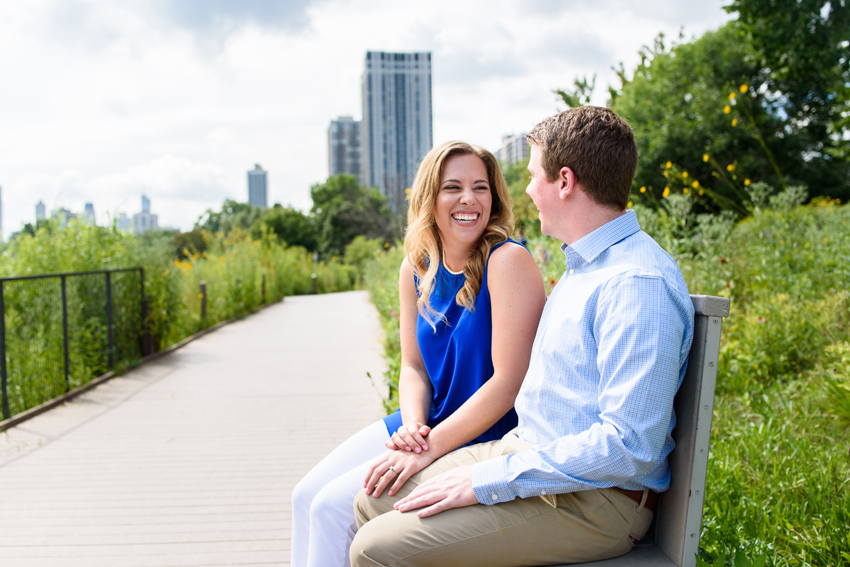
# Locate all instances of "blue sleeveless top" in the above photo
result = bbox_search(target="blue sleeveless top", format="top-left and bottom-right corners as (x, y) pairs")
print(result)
(383, 239), (520, 444)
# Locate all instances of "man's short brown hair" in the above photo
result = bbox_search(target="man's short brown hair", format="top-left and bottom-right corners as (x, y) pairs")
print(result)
(526, 107), (637, 210)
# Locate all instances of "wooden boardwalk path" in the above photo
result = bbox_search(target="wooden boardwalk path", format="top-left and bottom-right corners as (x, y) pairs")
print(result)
(0, 291), (387, 567)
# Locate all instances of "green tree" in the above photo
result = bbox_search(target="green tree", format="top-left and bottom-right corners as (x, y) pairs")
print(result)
(251, 205), (319, 252)
(195, 199), (265, 234)
(310, 174), (395, 257)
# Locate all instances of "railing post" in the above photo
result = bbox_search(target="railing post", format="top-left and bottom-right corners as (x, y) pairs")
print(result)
(0, 281), (8, 419)
(200, 281), (207, 321)
(106, 271), (114, 369)
(61, 276), (70, 392)
(312, 273), (318, 294)
(139, 268), (146, 357)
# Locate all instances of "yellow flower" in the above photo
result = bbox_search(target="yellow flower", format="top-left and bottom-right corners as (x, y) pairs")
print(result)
(724, 105), (731, 114)
(683, 188), (690, 195)
(823, 237), (829, 243)
(198, 293), (204, 299)
(692, 180), (699, 188)
(726, 164), (735, 172)
(731, 118), (738, 127)
(384, 242), (390, 248)
(740, 84), (749, 93)
(665, 161), (672, 169)
(682, 171), (689, 178)
(627, 201), (633, 208)
(699, 189), (704, 195)
(662, 187), (670, 198)
(744, 179), (751, 186)
(729, 92), (736, 101)
(703, 154), (709, 162)
(640, 186), (646, 193)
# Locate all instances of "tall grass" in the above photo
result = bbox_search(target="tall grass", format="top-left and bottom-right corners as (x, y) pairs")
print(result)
(363, 199), (850, 567)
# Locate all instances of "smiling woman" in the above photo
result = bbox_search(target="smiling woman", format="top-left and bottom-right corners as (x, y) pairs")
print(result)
(290, 140), (546, 567)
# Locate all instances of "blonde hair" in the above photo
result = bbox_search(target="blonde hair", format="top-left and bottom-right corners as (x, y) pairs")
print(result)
(404, 141), (514, 328)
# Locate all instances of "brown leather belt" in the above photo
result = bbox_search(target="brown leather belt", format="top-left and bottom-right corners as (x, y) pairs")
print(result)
(612, 487), (658, 512)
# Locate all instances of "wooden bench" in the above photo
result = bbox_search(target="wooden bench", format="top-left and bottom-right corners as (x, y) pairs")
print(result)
(562, 294), (731, 567)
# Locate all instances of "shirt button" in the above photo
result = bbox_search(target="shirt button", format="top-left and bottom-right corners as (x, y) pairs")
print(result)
(491, 493), (498, 501)
(569, 269), (575, 275)
(540, 490), (547, 495)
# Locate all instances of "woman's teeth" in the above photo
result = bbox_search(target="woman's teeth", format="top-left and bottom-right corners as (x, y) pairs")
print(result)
(452, 213), (478, 224)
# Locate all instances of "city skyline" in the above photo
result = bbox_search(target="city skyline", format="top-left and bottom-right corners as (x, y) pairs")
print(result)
(0, 1), (733, 240)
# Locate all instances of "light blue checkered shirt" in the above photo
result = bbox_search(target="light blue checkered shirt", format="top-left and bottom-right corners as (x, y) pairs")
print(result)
(471, 210), (694, 504)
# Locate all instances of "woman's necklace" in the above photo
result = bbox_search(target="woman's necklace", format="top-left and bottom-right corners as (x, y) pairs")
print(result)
(441, 247), (465, 276)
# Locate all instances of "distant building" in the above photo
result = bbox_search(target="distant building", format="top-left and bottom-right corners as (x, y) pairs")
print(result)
(116, 212), (132, 232)
(52, 207), (75, 228)
(248, 164), (268, 208)
(361, 51), (433, 211)
(36, 201), (46, 221)
(133, 195), (158, 234)
(328, 117), (362, 182)
(496, 133), (529, 166)
(83, 203), (96, 225)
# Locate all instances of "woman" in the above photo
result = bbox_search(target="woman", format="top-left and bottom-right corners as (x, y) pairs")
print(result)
(291, 141), (545, 567)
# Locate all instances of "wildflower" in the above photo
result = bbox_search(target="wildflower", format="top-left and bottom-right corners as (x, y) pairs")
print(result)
(682, 171), (688, 178)
(731, 118), (737, 127)
(699, 189), (704, 195)
(198, 293), (204, 299)
(662, 187), (670, 198)
(384, 242), (390, 249)
(724, 105), (731, 114)
(733, 175), (738, 180)
(627, 201), (633, 208)
(640, 186), (647, 193)
(823, 237), (829, 244)
(666, 161), (672, 169)
(727, 164), (735, 172)
(758, 317), (765, 323)
(683, 188), (689, 195)
(740, 84), (749, 93)
(390, 310), (399, 319)
(692, 181), (699, 189)
(729, 92), (736, 101)
(703, 154), (709, 162)
(744, 179), (751, 186)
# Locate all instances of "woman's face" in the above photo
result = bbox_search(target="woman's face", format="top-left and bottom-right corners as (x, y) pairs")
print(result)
(434, 153), (492, 250)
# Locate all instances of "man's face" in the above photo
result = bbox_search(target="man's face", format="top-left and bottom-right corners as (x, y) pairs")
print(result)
(526, 144), (561, 237)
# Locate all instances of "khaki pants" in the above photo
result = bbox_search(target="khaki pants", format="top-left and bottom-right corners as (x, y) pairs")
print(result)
(351, 433), (653, 567)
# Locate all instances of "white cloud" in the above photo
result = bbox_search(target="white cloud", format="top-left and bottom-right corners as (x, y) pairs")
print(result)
(0, 0), (732, 239)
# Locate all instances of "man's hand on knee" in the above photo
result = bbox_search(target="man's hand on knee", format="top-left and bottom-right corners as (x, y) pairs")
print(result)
(393, 465), (477, 518)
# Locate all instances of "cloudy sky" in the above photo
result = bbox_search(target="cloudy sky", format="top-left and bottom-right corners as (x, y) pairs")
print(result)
(0, 0), (733, 238)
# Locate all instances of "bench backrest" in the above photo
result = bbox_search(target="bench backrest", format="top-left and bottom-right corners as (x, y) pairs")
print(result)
(647, 295), (730, 567)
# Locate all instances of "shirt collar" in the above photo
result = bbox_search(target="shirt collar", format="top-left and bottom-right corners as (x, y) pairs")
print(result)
(560, 209), (641, 266)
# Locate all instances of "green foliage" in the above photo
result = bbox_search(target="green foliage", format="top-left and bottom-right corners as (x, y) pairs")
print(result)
(195, 199), (265, 234)
(344, 236), (387, 285)
(311, 174), (397, 258)
(251, 204), (319, 252)
(501, 158), (540, 237)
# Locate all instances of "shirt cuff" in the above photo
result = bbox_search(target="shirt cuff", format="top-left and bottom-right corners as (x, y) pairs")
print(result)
(471, 456), (516, 505)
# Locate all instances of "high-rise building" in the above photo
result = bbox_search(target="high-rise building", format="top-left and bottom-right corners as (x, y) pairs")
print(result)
(496, 133), (530, 166)
(134, 195), (158, 233)
(116, 212), (132, 232)
(36, 201), (46, 221)
(83, 203), (96, 226)
(328, 116), (362, 182)
(52, 208), (75, 228)
(248, 164), (268, 208)
(361, 51), (432, 211)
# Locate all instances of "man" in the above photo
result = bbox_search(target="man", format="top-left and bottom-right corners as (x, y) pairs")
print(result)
(351, 106), (694, 567)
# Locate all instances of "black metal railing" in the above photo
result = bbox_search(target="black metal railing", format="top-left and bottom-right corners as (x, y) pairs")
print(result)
(0, 268), (146, 420)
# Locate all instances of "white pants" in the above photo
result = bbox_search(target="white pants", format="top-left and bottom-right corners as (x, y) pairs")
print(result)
(291, 419), (390, 567)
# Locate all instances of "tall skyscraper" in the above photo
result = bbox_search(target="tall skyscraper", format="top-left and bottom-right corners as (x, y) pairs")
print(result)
(248, 164), (268, 208)
(134, 195), (158, 233)
(328, 116), (362, 182)
(361, 51), (433, 211)
(83, 203), (96, 225)
(496, 133), (530, 166)
(36, 201), (46, 221)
